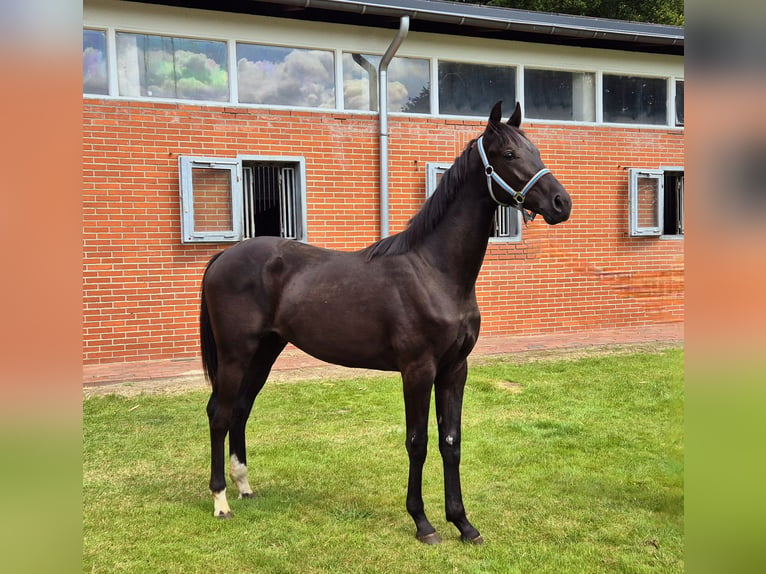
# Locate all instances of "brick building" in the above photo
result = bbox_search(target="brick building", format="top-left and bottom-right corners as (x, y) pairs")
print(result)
(83, 0), (684, 365)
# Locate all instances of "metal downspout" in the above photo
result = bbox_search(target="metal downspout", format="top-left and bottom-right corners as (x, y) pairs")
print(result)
(378, 16), (409, 239)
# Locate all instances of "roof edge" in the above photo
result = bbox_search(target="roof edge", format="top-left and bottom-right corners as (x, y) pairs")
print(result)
(265, 0), (684, 47)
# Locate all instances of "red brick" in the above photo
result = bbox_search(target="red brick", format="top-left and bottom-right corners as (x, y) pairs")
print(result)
(83, 102), (683, 364)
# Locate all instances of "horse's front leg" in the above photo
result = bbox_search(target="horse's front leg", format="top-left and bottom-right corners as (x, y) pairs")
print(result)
(435, 360), (483, 543)
(402, 362), (441, 544)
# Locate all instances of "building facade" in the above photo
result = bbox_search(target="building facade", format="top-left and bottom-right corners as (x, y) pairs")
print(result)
(83, 0), (684, 364)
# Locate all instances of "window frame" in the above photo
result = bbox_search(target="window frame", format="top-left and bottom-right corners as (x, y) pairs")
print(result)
(602, 73), (669, 126)
(239, 155), (307, 242)
(674, 79), (684, 127)
(628, 167), (684, 238)
(426, 162), (521, 242)
(83, 28), (109, 96)
(661, 168), (685, 238)
(114, 30), (230, 102)
(235, 42), (336, 109)
(179, 156), (243, 243)
(179, 155), (307, 244)
(522, 66), (596, 123)
(436, 60), (517, 118)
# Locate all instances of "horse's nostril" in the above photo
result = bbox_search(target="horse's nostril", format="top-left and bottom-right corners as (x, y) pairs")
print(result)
(553, 194), (564, 212)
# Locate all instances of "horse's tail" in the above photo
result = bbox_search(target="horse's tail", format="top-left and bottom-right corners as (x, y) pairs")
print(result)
(200, 251), (225, 388)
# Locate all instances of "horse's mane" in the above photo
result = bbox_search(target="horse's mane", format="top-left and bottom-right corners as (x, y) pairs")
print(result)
(362, 138), (478, 260)
(361, 121), (527, 260)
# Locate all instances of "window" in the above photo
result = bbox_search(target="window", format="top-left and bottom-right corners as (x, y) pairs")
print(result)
(343, 53), (430, 113)
(242, 162), (302, 239)
(179, 156), (305, 243)
(116, 32), (228, 101)
(524, 69), (595, 122)
(628, 168), (684, 237)
(675, 80), (684, 126)
(83, 29), (108, 95)
(237, 44), (335, 108)
(426, 163), (521, 241)
(438, 62), (515, 117)
(603, 75), (667, 125)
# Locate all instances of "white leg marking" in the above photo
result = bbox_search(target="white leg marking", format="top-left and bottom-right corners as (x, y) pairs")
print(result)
(212, 489), (231, 518)
(230, 454), (254, 498)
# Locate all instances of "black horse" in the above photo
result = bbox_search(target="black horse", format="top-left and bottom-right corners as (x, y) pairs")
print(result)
(199, 101), (571, 544)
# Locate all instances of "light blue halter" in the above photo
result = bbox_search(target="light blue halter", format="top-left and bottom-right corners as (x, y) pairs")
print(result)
(476, 135), (550, 223)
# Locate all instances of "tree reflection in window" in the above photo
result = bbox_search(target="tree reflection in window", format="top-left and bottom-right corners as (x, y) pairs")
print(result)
(343, 53), (430, 113)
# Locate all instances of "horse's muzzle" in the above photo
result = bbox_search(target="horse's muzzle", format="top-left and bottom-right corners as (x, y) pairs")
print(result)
(543, 191), (572, 224)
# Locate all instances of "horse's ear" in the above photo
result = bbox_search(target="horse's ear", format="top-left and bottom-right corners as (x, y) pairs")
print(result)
(507, 102), (522, 127)
(489, 100), (503, 125)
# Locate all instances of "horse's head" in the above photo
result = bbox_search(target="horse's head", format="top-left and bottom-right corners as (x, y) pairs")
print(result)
(478, 101), (571, 225)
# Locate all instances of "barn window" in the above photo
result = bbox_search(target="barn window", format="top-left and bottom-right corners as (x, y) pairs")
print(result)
(236, 43), (335, 108)
(524, 69), (595, 122)
(426, 163), (521, 242)
(438, 61), (516, 117)
(603, 75), (667, 125)
(675, 80), (684, 126)
(343, 53), (430, 113)
(179, 156), (305, 243)
(83, 29), (108, 95)
(116, 32), (229, 101)
(628, 168), (684, 237)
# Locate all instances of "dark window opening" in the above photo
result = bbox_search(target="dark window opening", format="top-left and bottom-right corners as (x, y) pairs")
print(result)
(242, 162), (300, 239)
(663, 171), (684, 235)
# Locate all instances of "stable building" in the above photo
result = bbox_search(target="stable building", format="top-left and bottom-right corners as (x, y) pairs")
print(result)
(83, 0), (684, 365)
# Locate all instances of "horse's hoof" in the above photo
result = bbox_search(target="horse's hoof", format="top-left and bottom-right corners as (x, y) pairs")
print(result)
(461, 534), (484, 545)
(239, 492), (255, 499)
(215, 511), (233, 519)
(417, 531), (442, 545)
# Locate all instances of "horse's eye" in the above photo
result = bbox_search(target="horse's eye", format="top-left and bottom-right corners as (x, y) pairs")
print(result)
(503, 150), (516, 160)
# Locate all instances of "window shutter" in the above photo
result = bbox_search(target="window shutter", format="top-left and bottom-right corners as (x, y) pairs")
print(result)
(628, 168), (664, 236)
(179, 156), (243, 243)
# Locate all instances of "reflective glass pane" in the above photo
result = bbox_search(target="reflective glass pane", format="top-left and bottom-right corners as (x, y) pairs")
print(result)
(524, 69), (595, 121)
(83, 29), (108, 95)
(116, 33), (228, 101)
(237, 44), (335, 108)
(343, 53), (430, 113)
(438, 62), (515, 117)
(603, 75), (667, 125)
(675, 80), (684, 126)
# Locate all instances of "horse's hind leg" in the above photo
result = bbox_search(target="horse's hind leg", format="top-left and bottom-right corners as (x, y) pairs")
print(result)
(228, 333), (287, 500)
(207, 355), (245, 519)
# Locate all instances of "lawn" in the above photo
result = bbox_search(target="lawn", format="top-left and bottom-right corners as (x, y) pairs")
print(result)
(83, 348), (683, 573)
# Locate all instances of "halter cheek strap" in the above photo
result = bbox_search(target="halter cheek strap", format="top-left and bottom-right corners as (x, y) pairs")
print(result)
(476, 135), (551, 222)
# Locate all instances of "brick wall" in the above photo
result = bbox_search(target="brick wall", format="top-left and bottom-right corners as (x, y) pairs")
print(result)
(83, 100), (684, 364)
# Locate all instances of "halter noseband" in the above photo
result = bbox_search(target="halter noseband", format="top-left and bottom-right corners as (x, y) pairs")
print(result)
(476, 135), (550, 223)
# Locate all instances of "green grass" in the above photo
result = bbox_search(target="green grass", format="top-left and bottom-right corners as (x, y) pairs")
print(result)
(83, 349), (683, 573)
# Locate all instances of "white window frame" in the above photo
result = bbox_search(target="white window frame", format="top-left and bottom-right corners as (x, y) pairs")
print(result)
(426, 162), (521, 242)
(179, 155), (306, 244)
(628, 167), (684, 238)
